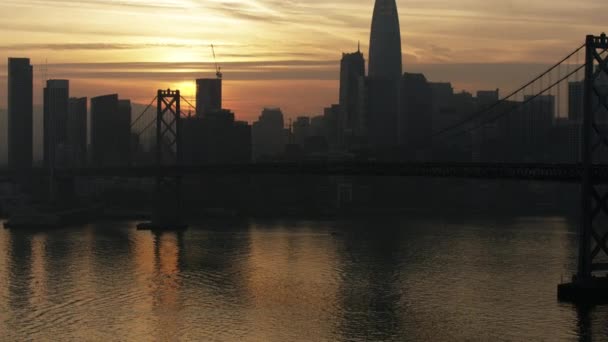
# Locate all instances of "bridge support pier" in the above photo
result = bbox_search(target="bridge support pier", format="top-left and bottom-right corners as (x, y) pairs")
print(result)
(558, 34), (608, 303)
(137, 89), (187, 232)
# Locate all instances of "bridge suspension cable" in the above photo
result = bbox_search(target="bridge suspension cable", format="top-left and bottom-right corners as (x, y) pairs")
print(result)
(131, 96), (158, 129)
(432, 43), (586, 140)
(442, 60), (589, 143)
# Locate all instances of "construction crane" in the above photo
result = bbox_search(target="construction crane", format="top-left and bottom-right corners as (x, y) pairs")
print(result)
(210, 44), (223, 79)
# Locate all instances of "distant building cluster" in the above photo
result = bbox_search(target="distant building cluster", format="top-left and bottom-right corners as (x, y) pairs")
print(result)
(5, 62), (253, 169)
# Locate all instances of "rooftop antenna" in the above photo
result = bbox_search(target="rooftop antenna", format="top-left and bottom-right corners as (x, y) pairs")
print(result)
(357, 41), (360, 53)
(211, 44), (223, 79)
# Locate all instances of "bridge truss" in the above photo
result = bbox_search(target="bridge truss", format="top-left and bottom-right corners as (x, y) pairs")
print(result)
(579, 34), (608, 278)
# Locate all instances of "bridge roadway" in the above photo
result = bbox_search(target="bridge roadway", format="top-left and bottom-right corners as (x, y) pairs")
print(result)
(0, 162), (601, 182)
(0, 162), (604, 182)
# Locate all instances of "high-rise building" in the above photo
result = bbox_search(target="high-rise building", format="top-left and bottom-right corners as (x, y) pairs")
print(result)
(324, 104), (343, 149)
(568, 72), (608, 122)
(367, 0), (403, 149)
(292, 116), (311, 146)
(252, 108), (286, 160)
(366, 78), (400, 147)
(196, 78), (222, 117)
(339, 47), (366, 139)
(428, 82), (459, 133)
(117, 100), (133, 165)
(400, 73), (433, 155)
(569, 81), (584, 121)
(91, 94), (132, 167)
(477, 89), (500, 109)
(67, 97), (87, 167)
(7, 58), (33, 170)
(369, 0), (402, 80)
(43, 80), (69, 168)
(182, 109), (251, 165)
(521, 94), (555, 161)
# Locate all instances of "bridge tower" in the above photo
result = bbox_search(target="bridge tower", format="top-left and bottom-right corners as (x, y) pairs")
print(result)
(138, 89), (187, 231)
(559, 33), (608, 302)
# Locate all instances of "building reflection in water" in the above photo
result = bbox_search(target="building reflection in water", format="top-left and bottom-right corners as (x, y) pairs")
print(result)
(332, 221), (404, 341)
(0, 227), (10, 313)
(244, 222), (341, 341)
(131, 229), (184, 339)
(0, 220), (607, 340)
(7, 231), (32, 313)
(177, 221), (253, 339)
(0, 227), (12, 332)
(28, 234), (48, 308)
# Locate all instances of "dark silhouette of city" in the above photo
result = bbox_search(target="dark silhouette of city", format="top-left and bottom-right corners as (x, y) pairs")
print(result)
(1, 0), (608, 340)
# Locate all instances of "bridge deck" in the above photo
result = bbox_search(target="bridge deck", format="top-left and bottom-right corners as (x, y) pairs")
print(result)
(0, 162), (599, 183)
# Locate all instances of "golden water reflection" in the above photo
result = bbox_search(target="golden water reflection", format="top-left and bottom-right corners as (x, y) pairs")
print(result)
(0, 219), (605, 340)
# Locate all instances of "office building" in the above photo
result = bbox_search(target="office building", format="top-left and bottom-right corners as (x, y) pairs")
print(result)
(7, 58), (33, 170)
(252, 108), (287, 160)
(569, 81), (584, 121)
(339, 47), (366, 139)
(67, 97), (87, 167)
(292, 116), (311, 147)
(117, 100), (132, 165)
(91, 94), (131, 167)
(477, 89), (500, 109)
(366, 78), (400, 147)
(196, 78), (222, 117)
(182, 110), (251, 164)
(400, 73), (433, 155)
(43, 80), (69, 168)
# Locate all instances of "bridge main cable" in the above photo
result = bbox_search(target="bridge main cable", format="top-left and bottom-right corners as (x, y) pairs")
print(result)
(431, 43), (586, 139)
(131, 95), (158, 129)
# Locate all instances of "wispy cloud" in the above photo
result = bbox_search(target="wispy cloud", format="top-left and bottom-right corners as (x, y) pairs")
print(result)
(0, 0), (601, 118)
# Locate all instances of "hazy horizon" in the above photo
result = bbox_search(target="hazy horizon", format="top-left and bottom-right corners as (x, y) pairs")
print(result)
(0, 0), (602, 121)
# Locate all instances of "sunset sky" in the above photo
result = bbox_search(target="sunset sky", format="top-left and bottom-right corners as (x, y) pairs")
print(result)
(0, 0), (605, 122)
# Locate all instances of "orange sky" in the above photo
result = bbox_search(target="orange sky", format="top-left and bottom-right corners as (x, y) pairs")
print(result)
(0, 0), (605, 121)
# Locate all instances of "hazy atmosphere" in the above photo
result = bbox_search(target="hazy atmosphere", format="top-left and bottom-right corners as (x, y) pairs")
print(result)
(0, 0), (603, 119)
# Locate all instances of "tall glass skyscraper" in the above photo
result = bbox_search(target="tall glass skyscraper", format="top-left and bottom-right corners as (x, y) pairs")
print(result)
(369, 0), (402, 80)
(367, 0), (403, 148)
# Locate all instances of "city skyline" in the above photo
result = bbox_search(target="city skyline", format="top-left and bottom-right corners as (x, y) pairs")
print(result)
(0, 0), (603, 121)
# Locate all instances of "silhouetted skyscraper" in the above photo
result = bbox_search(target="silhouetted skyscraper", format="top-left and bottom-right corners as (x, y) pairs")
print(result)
(196, 78), (222, 117)
(367, 0), (403, 149)
(324, 104), (343, 149)
(117, 100), (133, 165)
(91, 95), (131, 167)
(569, 81), (584, 121)
(7, 58), (33, 170)
(182, 110), (251, 164)
(252, 108), (286, 160)
(369, 0), (402, 80)
(340, 47), (366, 139)
(367, 78), (400, 147)
(292, 116), (311, 146)
(400, 73), (433, 156)
(43, 79), (69, 168)
(521, 94), (555, 161)
(67, 97), (87, 167)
